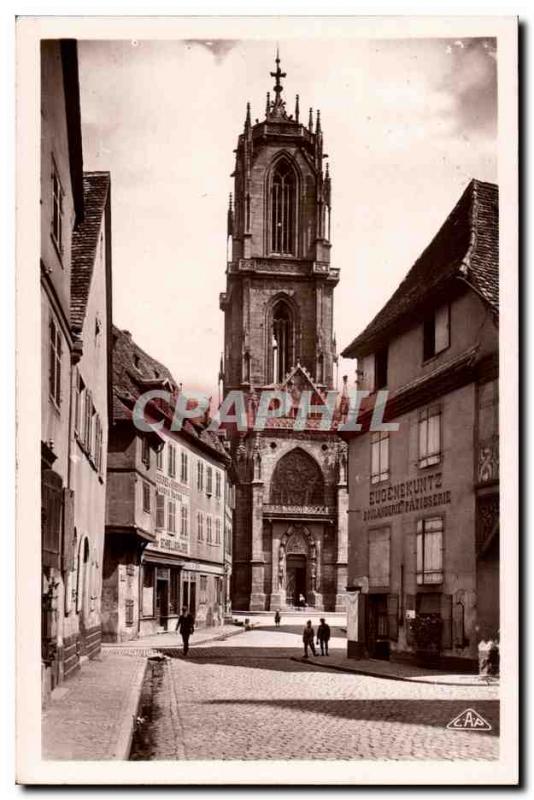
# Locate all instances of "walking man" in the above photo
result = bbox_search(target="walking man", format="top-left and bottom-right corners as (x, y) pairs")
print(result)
(302, 620), (316, 658)
(317, 617), (331, 656)
(176, 606), (195, 656)
(274, 610), (281, 627)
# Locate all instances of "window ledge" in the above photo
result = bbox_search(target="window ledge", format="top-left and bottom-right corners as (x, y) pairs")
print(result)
(418, 458), (441, 470)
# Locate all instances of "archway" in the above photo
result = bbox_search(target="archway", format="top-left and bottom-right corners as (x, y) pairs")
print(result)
(278, 525), (318, 608)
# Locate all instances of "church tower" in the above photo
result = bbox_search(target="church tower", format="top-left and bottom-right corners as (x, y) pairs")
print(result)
(220, 54), (347, 612)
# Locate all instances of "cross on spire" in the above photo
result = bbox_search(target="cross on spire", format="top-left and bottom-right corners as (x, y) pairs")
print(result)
(270, 48), (286, 100)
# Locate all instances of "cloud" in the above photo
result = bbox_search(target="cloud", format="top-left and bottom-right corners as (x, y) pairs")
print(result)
(440, 38), (497, 138)
(184, 39), (239, 63)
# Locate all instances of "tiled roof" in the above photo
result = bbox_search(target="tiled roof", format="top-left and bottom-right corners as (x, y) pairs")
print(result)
(111, 325), (228, 460)
(71, 172), (110, 333)
(342, 179), (499, 358)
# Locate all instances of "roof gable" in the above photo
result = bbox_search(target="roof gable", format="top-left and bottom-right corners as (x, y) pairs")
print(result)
(342, 179), (498, 358)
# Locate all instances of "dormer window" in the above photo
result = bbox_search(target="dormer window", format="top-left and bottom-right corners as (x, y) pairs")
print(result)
(270, 158), (296, 255)
(423, 304), (450, 361)
(374, 346), (388, 391)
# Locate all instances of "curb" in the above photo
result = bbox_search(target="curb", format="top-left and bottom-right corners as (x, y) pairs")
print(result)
(101, 625), (247, 657)
(290, 656), (499, 687)
(109, 658), (149, 760)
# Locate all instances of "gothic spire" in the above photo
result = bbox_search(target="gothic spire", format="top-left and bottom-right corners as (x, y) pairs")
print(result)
(227, 193), (234, 238)
(295, 94), (300, 123)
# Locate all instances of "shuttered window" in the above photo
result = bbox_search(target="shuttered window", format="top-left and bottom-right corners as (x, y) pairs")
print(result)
(168, 444), (176, 478)
(371, 431), (389, 484)
(423, 303), (450, 360)
(49, 317), (62, 408)
(181, 505), (188, 538)
(142, 482), (151, 513)
(416, 517), (444, 584)
(156, 492), (165, 529)
(42, 469), (63, 569)
(168, 500), (176, 533)
(181, 451), (188, 483)
(419, 406), (441, 468)
(51, 163), (64, 254)
(206, 466), (213, 496)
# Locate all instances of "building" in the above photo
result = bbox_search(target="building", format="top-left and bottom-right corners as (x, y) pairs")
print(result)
(219, 55), (348, 611)
(102, 328), (233, 642)
(340, 179), (499, 670)
(69, 172), (112, 663)
(41, 39), (113, 697)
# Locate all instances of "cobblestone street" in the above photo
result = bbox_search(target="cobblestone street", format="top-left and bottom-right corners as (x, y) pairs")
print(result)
(130, 624), (499, 761)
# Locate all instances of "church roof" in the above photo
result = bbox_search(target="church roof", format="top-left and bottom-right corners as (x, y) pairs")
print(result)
(342, 179), (499, 359)
(71, 172), (110, 334)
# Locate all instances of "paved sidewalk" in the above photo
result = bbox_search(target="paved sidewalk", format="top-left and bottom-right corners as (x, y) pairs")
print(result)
(291, 651), (499, 687)
(102, 623), (246, 654)
(42, 652), (147, 760)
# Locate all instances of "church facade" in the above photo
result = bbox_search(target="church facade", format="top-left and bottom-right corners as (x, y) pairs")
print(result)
(219, 56), (347, 612)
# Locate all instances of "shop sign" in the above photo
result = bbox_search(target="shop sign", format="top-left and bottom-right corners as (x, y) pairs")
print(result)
(155, 473), (183, 502)
(363, 471), (451, 521)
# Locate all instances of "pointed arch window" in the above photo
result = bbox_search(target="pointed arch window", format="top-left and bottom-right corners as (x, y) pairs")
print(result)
(270, 159), (297, 255)
(271, 300), (293, 383)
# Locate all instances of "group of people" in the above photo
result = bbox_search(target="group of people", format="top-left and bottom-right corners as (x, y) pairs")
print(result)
(274, 612), (331, 658)
(176, 605), (332, 661)
(302, 618), (331, 658)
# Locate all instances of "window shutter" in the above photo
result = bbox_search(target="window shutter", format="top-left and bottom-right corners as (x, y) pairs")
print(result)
(387, 593), (399, 641)
(440, 593), (453, 650)
(405, 594), (416, 646)
(435, 303), (450, 353)
(62, 488), (75, 572)
(42, 469), (63, 569)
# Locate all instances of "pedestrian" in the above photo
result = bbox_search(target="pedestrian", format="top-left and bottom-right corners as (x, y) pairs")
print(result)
(302, 620), (316, 658)
(274, 610), (281, 627)
(298, 593), (306, 610)
(176, 606), (195, 656)
(317, 618), (331, 656)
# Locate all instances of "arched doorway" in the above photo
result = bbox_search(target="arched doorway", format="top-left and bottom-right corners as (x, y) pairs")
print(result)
(279, 525), (318, 608)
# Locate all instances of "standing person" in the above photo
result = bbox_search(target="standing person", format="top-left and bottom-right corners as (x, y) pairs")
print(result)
(176, 606), (194, 656)
(298, 593), (306, 610)
(274, 610), (281, 627)
(302, 620), (316, 658)
(317, 618), (331, 656)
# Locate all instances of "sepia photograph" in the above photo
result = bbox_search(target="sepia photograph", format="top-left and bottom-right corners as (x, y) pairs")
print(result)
(15, 14), (518, 785)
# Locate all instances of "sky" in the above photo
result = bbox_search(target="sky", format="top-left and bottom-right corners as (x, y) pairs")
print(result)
(78, 36), (497, 397)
